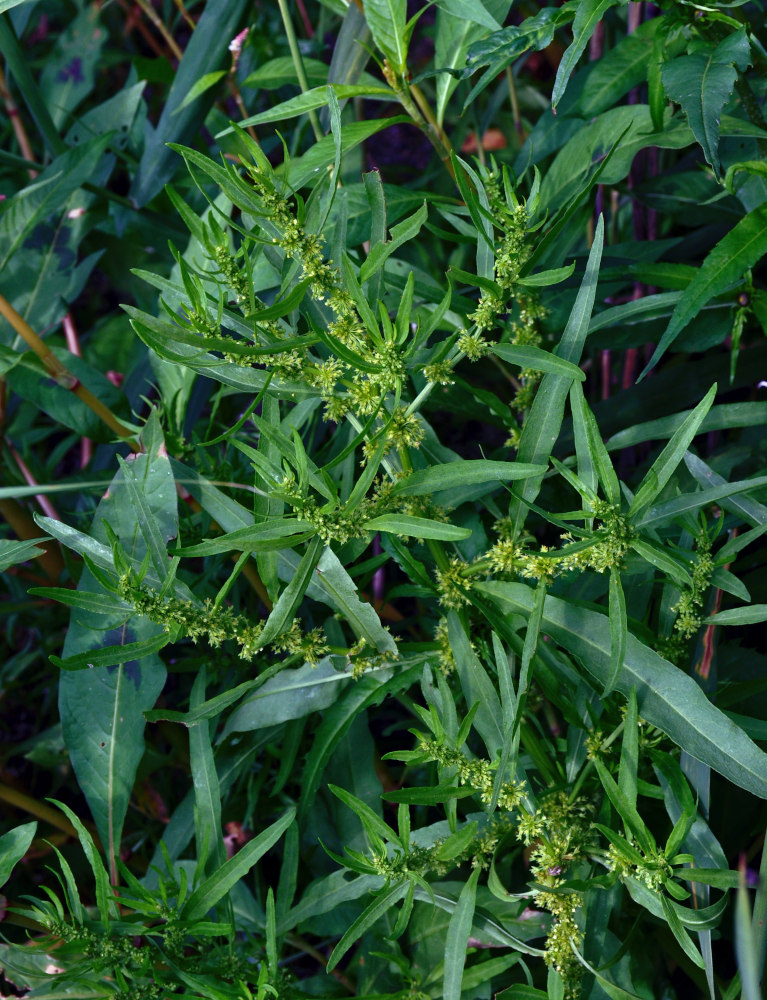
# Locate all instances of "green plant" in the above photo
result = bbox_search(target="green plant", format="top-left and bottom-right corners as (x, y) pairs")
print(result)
(2, 1), (767, 998)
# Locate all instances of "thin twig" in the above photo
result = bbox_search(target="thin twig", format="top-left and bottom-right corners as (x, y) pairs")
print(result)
(0, 294), (139, 449)
(285, 933), (355, 993)
(133, 0), (184, 61)
(5, 440), (60, 520)
(62, 312), (93, 468)
(0, 65), (37, 177)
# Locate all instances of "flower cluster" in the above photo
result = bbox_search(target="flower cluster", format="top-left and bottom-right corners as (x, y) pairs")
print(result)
(346, 636), (398, 679)
(606, 839), (674, 893)
(367, 814), (514, 882)
(435, 556), (472, 608)
(672, 533), (714, 640)
(417, 737), (526, 811)
(117, 573), (329, 665)
(516, 791), (593, 999)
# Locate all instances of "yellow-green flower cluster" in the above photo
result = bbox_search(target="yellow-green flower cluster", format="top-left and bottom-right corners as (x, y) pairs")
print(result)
(117, 573), (330, 665)
(368, 814), (513, 881)
(417, 737), (526, 811)
(435, 556), (472, 609)
(516, 791), (592, 999)
(347, 636), (398, 679)
(606, 840), (673, 893)
(672, 534), (714, 640)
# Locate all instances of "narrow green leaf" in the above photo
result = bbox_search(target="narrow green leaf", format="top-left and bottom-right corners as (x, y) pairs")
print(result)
(661, 895), (705, 969)
(683, 868), (739, 889)
(594, 759), (656, 857)
(363, 0), (408, 72)
(51, 631), (173, 671)
(491, 344), (585, 381)
(737, 860), (762, 1000)
(313, 546), (397, 653)
(444, 866), (481, 1000)
(189, 668), (225, 876)
(619, 689), (639, 810)
(298, 662), (423, 817)
(364, 513), (472, 540)
(392, 459), (547, 497)
(49, 800), (118, 922)
(218, 83), (394, 135)
(175, 519), (313, 557)
(636, 474), (767, 531)
(175, 70), (227, 112)
(0, 538), (48, 572)
(477, 581), (767, 798)
(382, 783), (476, 804)
(257, 537), (323, 650)
(552, 0), (622, 108)
(329, 785), (400, 847)
(327, 881), (409, 971)
(359, 201), (428, 282)
(29, 587), (131, 617)
(182, 807), (295, 922)
(511, 216), (604, 524)
(448, 611), (504, 758)
(704, 605), (767, 626)
(628, 384), (717, 517)
(642, 205), (767, 375)
(516, 261), (576, 287)
(604, 568), (627, 696)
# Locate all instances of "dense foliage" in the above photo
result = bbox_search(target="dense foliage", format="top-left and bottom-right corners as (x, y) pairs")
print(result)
(2, 1), (767, 997)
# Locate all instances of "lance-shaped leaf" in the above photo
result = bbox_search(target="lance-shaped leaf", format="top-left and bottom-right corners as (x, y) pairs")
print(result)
(181, 808), (295, 922)
(552, 0), (623, 109)
(477, 581), (767, 799)
(642, 205), (767, 376)
(130, 0), (250, 206)
(363, 0), (408, 73)
(510, 216), (604, 526)
(391, 459), (547, 497)
(661, 29), (752, 177)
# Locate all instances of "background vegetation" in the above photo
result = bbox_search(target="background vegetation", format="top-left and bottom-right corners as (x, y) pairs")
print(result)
(2, 0), (767, 997)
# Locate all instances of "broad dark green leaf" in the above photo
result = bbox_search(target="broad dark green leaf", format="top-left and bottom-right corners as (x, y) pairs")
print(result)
(364, 0), (408, 72)
(56, 411), (173, 877)
(0, 822), (37, 888)
(223, 658), (350, 734)
(130, 0), (250, 206)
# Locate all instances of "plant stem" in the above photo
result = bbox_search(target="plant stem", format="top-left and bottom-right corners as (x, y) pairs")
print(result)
(0, 294), (140, 449)
(277, 0), (324, 142)
(133, 0), (184, 61)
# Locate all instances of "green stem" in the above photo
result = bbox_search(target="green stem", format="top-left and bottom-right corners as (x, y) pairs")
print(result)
(276, 0), (323, 143)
